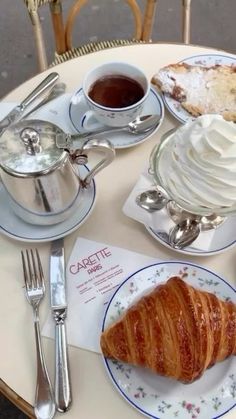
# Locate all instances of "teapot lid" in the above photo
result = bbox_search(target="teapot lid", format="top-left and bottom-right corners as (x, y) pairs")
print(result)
(0, 119), (68, 175)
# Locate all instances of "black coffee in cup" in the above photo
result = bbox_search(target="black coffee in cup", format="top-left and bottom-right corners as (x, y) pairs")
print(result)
(88, 75), (144, 108)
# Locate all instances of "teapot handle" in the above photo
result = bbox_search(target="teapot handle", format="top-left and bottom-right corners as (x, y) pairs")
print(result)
(71, 138), (115, 187)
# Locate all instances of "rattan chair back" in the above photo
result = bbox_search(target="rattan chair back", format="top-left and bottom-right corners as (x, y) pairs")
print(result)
(24, 0), (192, 71)
(24, 0), (159, 71)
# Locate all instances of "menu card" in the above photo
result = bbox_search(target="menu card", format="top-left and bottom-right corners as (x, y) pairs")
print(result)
(42, 237), (159, 353)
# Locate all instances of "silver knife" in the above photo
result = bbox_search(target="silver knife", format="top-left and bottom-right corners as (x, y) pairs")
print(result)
(50, 238), (72, 412)
(0, 72), (59, 136)
(23, 82), (66, 120)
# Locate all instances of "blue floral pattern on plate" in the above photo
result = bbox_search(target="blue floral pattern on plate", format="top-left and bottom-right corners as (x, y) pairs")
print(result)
(102, 261), (236, 419)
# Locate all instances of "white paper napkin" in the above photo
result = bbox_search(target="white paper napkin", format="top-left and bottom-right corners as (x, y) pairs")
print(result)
(42, 237), (159, 353)
(122, 170), (216, 251)
(0, 93), (76, 134)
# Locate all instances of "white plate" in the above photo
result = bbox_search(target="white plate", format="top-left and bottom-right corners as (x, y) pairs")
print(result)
(162, 53), (236, 124)
(68, 87), (164, 149)
(102, 261), (236, 419)
(0, 165), (96, 243)
(145, 215), (236, 256)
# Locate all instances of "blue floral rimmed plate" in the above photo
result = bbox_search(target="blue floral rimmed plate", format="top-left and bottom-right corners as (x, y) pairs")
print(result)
(162, 53), (236, 124)
(68, 87), (164, 149)
(102, 261), (236, 419)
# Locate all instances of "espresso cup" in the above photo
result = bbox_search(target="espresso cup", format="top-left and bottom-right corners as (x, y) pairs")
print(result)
(76, 61), (150, 127)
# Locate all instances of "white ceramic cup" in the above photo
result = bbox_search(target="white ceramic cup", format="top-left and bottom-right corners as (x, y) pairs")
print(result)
(76, 61), (150, 128)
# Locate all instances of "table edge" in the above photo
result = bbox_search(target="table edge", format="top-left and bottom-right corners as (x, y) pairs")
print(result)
(2, 41), (235, 102)
(0, 378), (34, 418)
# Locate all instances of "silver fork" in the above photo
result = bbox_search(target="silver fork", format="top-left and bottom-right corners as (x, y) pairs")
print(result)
(21, 249), (55, 419)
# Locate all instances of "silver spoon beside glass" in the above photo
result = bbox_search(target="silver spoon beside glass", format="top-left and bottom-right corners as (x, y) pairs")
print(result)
(136, 188), (224, 250)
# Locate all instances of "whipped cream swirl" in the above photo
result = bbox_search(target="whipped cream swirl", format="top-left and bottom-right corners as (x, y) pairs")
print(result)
(158, 115), (236, 212)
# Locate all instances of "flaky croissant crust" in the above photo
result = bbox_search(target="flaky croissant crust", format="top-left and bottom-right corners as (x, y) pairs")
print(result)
(101, 276), (236, 383)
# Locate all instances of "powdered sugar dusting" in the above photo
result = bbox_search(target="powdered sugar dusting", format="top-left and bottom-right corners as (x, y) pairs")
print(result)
(155, 63), (236, 118)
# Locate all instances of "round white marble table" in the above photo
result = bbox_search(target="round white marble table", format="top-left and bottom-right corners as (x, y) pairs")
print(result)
(0, 43), (235, 419)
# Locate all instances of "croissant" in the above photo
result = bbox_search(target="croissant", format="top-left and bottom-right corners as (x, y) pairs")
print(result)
(100, 276), (236, 383)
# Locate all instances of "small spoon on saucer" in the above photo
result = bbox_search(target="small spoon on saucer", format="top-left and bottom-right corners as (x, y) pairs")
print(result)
(169, 218), (201, 250)
(166, 201), (225, 232)
(72, 114), (161, 139)
(136, 188), (169, 212)
(200, 214), (225, 231)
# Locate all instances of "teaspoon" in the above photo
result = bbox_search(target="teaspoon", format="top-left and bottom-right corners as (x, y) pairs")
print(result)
(56, 114), (162, 149)
(136, 188), (169, 212)
(169, 218), (201, 249)
(73, 114), (161, 139)
(166, 201), (225, 232)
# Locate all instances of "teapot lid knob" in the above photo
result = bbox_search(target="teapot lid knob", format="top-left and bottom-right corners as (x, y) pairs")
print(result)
(20, 127), (41, 155)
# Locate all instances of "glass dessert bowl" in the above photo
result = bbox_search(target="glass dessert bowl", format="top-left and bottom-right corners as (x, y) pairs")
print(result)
(149, 114), (236, 219)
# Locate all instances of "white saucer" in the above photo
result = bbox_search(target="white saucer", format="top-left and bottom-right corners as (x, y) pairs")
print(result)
(68, 87), (164, 149)
(145, 215), (236, 256)
(0, 166), (96, 243)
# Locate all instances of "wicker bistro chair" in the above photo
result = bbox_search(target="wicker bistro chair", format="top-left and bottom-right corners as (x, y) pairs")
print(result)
(24, 0), (159, 71)
(24, 0), (192, 72)
(182, 0), (192, 44)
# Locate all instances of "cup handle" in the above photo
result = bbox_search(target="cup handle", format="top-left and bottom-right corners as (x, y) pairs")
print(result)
(72, 91), (101, 131)
(71, 138), (115, 187)
(81, 110), (102, 131)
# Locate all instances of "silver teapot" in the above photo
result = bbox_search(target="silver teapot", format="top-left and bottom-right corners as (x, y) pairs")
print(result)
(0, 119), (115, 225)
